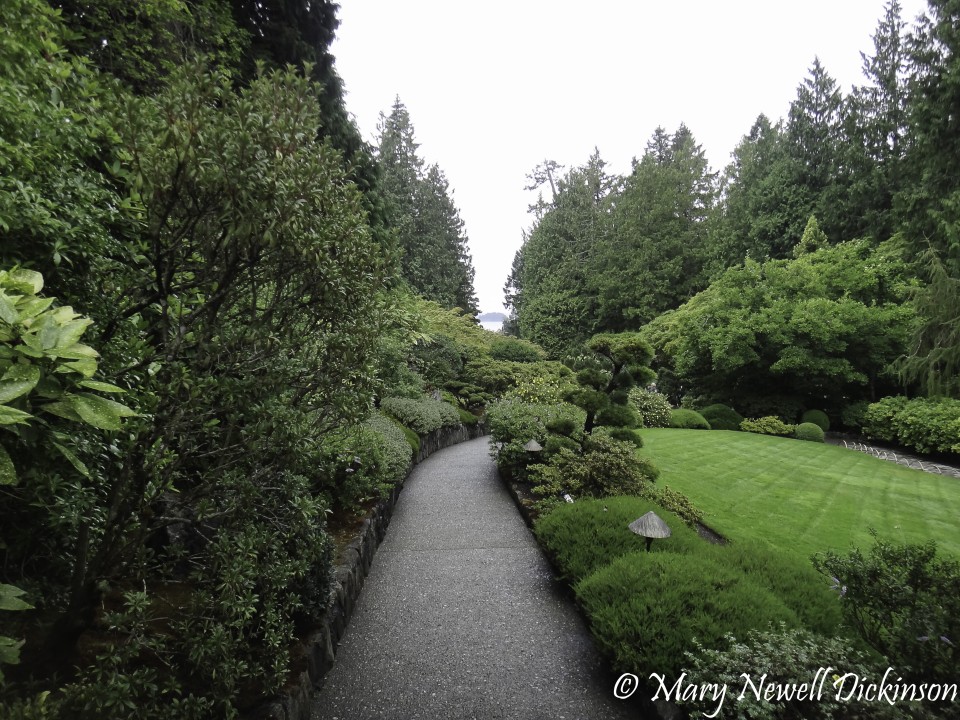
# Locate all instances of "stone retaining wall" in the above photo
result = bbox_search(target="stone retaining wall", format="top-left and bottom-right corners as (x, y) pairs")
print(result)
(248, 422), (487, 720)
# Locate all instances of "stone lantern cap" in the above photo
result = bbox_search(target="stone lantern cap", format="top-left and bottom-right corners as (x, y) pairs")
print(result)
(629, 511), (672, 539)
(523, 439), (543, 452)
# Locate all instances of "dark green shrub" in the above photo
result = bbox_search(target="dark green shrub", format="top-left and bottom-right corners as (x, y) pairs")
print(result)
(545, 416), (579, 437)
(535, 497), (702, 583)
(528, 434), (658, 512)
(795, 422), (825, 443)
(604, 427), (643, 447)
(489, 336), (544, 363)
(699, 403), (743, 431)
(486, 399), (585, 480)
(801, 409), (830, 431)
(840, 401), (869, 431)
(456, 407), (479, 426)
(813, 533), (960, 687)
(681, 625), (905, 720)
(544, 435), (581, 457)
(595, 403), (638, 429)
(576, 552), (800, 678)
(738, 395), (805, 424)
(669, 408), (711, 429)
(409, 335), (465, 386)
(379, 395), (460, 436)
(740, 416), (796, 436)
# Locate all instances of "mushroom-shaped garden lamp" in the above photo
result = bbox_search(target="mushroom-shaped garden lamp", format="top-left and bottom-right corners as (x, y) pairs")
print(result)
(629, 511), (672, 552)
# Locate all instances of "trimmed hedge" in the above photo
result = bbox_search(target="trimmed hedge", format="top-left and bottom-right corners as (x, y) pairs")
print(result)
(380, 395), (461, 436)
(488, 336), (545, 363)
(795, 422), (825, 443)
(576, 553), (801, 679)
(535, 496), (701, 583)
(669, 408), (711, 430)
(801, 408), (830, 432)
(740, 416), (796, 436)
(862, 395), (960, 455)
(365, 411), (414, 483)
(699, 403), (743, 431)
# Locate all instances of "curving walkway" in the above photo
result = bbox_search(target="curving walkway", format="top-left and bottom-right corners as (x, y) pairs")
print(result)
(311, 436), (643, 720)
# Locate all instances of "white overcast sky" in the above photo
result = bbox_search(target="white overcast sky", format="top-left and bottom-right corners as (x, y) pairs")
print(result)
(331, 0), (929, 314)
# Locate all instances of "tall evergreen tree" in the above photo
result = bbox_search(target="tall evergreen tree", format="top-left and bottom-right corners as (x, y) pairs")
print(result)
(597, 125), (716, 328)
(786, 58), (846, 241)
(510, 151), (613, 354)
(713, 115), (804, 266)
(896, 0), (960, 397)
(376, 98), (478, 313)
(844, 0), (909, 242)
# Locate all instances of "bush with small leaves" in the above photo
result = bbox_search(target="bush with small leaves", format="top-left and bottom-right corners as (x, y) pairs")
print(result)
(365, 411), (414, 484)
(699, 403), (744, 431)
(528, 433), (658, 515)
(488, 336), (545, 363)
(795, 422), (825, 443)
(379, 395), (461, 436)
(801, 409), (830, 432)
(628, 387), (673, 428)
(669, 408), (711, 430)
(813, 533), (960, 687)
(486, 399), (585, 480)
(862, 396), (960, 455)
(740, 416), (796, 436)
(680, 625), (906, 720)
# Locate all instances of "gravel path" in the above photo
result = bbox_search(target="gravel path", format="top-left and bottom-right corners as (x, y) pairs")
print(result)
(311, 436), (644, 720)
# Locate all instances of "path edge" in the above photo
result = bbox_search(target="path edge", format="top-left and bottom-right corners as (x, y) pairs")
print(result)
(245, 423), (488, 720)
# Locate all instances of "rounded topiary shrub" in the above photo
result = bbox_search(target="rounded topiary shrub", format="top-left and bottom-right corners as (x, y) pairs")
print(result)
(489, 336), (545, 363)
(575, 552), (800, 679)
(669, 408), (711, 430)
(801, 409), (830, 432)
(795, 422), (825, 443)
(628, 387), (672, 428)
(699, 403), (743, 431)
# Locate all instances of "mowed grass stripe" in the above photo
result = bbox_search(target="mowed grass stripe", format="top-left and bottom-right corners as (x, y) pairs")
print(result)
(638, 429), (960, 558)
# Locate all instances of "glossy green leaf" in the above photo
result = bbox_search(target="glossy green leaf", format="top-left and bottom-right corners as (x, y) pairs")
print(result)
(78, 380), (125, 393)
(52, 441), (90, 478)
(8, 269), (43, 295)
(0, 406), (32, 426)
(0, 293), (17, 325)
(0, 584), (32, 611)
(0, 365), (41, 403)
(68, 393), (137, 430)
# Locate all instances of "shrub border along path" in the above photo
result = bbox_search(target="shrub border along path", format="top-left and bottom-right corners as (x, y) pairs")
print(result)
(307, 436), (639, 720)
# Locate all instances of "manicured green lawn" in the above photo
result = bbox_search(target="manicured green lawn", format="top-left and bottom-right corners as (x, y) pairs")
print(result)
(638, 428), (960, 558)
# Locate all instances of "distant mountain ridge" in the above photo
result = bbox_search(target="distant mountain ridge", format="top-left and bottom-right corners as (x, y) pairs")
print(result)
(478, 312), (507, 322)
